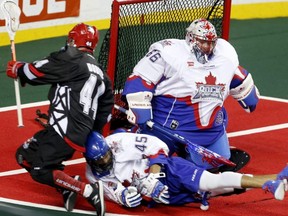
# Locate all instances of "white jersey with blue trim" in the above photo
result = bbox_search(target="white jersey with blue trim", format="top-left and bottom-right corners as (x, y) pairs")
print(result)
(132, 38), (239, 132)
(85, 133), (169, 204)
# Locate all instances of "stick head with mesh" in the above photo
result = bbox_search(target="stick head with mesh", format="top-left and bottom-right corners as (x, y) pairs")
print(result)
(0, 0), (21, 39)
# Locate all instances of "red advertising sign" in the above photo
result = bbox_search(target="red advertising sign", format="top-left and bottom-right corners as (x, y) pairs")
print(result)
(0, 0), (80, 26)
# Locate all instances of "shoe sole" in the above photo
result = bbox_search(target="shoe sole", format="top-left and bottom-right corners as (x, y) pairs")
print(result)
(274, 179), (287, 200)
(64, 175), (81, 211)
(97, 181), (106, 216)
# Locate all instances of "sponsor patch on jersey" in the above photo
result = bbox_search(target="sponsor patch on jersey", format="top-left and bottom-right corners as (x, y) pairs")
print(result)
(193, 72), (225, 103)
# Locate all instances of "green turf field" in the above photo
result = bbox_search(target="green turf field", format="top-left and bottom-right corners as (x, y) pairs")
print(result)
(0, 18), (287, 108)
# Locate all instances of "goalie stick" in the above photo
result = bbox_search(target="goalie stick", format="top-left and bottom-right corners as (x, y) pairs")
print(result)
(0, 0), (23, 127)
(114, 104), (236, 168)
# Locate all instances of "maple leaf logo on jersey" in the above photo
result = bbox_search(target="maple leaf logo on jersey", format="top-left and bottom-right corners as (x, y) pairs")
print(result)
(193, 72), (225, 103)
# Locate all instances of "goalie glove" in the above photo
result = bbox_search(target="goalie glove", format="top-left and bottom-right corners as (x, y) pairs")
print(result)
(126, 92), (153, 125)
(230, 73), (260, 113)
(116, 186), (142, 208)
(6, 60), (24, 79)
(137, 173), (169, 204)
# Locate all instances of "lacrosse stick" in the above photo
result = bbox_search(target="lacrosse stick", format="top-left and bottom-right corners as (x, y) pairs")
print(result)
(1, 0), (23, 127)
(114, 104), (236, 168)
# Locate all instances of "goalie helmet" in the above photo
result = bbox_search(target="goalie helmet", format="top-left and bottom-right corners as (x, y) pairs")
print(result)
(84, 132), (113, 175)
(67, 23), (99, 52)
(185, 18), (217, 64)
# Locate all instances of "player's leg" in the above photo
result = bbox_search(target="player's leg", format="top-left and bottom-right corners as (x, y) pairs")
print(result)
(15, 137), (38, 172)
(187, 133), (250, 172)
(199, 168), (287, 200)
(17, 127), (105, 215)
(186, 133), (231, 170)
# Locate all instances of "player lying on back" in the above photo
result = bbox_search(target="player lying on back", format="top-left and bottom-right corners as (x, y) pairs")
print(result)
(71, 131), (287, 211)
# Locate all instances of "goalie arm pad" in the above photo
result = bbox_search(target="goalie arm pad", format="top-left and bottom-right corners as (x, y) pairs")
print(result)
(126, 91), (153, 125)
(229, 73), (260, 113)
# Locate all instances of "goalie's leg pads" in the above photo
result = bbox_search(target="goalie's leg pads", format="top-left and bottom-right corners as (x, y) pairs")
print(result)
(218, 148), (250, 172)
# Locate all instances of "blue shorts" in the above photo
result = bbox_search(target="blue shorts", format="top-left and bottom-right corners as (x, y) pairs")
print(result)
(160, 156), (205, 205)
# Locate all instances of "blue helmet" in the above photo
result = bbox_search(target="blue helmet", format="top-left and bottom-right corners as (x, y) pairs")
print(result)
(84, 132), (113, 174)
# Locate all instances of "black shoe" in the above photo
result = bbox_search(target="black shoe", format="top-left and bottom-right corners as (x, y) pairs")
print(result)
(86, 181), (105, 216)
(62, 175), (81, 211)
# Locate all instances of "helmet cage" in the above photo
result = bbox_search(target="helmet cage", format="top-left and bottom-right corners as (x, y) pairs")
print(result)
(87, 150), (113, 174)
(186, 19), (217, 64)
(85, 132), (113, 175)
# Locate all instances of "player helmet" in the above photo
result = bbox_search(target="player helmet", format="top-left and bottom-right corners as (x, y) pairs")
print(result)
(84, 132), (113, 175)
(185, 18), (217, 64)
(67, 23), (99, 52)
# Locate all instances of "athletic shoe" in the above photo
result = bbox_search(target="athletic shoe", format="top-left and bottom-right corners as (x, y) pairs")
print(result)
(62, 175), (81, 211)
(262, 179), (286, 200)
(86, 181), (105, 216)
(277, 165), (288, 180)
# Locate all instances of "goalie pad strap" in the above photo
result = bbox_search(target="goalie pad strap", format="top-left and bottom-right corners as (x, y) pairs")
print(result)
(230, 73), (254, 101)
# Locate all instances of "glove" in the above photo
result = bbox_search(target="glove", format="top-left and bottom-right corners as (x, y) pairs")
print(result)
(126, 92), (153, 125)
(230, 73), (260, 113)
(138, 173), (169, 204)
(6, 60), (24, 79)
(116, 186), (142, 208)
(238, 85), (260, 113)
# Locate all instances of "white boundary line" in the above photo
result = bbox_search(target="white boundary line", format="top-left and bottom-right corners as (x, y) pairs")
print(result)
(0, 158), (86, 177)
(0, 197), (135, 216)
(228, 123), (288, 138)
(0, 100), (50, 112)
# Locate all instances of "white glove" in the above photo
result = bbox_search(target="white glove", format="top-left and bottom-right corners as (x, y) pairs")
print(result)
(116, 186), (142, 208)
(126, 92), (153, 125)
(138, 173), (169, 204)
(230, 73), (260, 113)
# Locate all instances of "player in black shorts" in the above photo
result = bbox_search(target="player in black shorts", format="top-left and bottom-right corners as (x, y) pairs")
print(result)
(6, 23), (113, 216)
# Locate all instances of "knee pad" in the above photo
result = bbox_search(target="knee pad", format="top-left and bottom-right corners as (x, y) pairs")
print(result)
(30, 168), (55, 187)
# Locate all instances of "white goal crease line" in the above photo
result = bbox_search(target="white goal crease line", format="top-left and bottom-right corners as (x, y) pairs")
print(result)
(1, 122), (288, 178)
(0, 197), (136, 216)
(0, 158), (85, 177)
(227, 123), (288, 138)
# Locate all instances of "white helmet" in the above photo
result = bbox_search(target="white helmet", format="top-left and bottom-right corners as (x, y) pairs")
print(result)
(186, 18), (217, 64)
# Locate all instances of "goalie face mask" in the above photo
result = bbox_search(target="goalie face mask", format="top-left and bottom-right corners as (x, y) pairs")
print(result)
(84, 132), (113, 175)
(67, 23), (99, 52)
(185, 18), (217, 64)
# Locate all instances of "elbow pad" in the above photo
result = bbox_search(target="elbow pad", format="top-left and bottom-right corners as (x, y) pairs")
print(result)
(230, 74), (260, 113)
